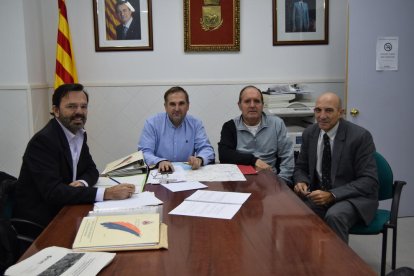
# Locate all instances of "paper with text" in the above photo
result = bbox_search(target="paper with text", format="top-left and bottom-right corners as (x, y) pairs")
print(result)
(96, 174), (147, 193)
(161, 181), (207, 192)
(147, 164), (246, 184)
(169, 190), (251, 219)
(5, 246), (115, 276)
(94, 191), (162, 211)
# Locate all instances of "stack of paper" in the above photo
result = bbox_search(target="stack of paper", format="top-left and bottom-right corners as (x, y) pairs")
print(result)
(72, 213), (168, 252)
(92, 191), (161, 210)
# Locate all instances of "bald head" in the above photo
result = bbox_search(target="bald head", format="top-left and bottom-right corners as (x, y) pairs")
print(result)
(314, 92), (344, 132)
(316, 92), (342, 109)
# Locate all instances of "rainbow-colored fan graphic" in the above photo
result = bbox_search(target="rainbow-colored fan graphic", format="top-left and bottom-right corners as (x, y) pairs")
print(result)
(101, 222), (142, 237)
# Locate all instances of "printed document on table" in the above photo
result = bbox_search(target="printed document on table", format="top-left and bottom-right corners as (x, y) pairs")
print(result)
(147, 163), (246, 184)
(96, 174), (147, 193)
(146, 166), (186, 184)
(94, 191), (162, 211)
(161, 181), (207, 192)
(186, 190), (250, 204)
(185, 164), (246, 182)
(169, 190), (251, 219)
(5, 246), (115, 276)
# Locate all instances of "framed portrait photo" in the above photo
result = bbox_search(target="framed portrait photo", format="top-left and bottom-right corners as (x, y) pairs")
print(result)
(184, 0), (240, 52)
(92, 0), (153, 51)
(273, 0), (329, 46)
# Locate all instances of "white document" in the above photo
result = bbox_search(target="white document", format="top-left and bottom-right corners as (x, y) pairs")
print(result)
(186, 190), (250, 204)
(96, 174), (147, 193)
(94, 191), (162, 211)
(169, 190), (251, 219)
(147, 164), (246, 184)
(185, 164), (246, 182)
(146, 166), (186, 184)
(5, 246), (115, 276)
(376, 36), (399, 71)
(161, 181), (207, 192)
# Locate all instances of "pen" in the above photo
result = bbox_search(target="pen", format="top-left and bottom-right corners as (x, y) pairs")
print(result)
(109, 177), (121, 184)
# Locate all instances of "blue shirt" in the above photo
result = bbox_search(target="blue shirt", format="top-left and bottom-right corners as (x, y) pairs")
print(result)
(138, 112), (215, 166)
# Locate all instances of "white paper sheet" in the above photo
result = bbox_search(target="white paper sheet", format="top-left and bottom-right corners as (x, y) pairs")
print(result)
(5, 246), (115, 276)
(186, 190), (250, 204)
(161, 181), (207, 192)
(376, 36), (399, 71)
(169, 200), (241, 219)
(96, 174), (147, 193)
(147, 163), (246, 184)
(169, 190), (251, 219)
(93, 191), (162, 211)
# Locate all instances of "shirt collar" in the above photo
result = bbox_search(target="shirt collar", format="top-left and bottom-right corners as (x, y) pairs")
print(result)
(56, 118), (86, 141)
(165, 113), (186, 128)
(320, 120), (340, 140)
(123, 17), (133, 28)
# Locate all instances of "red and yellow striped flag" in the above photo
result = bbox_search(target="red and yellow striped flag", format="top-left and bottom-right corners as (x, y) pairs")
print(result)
(54, 0), (78, 89)
(105, 0), (121, 40)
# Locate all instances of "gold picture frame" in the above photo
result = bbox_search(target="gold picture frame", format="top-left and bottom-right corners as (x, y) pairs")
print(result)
(93, 0), (153, 51)
(184, 0), (240, 52)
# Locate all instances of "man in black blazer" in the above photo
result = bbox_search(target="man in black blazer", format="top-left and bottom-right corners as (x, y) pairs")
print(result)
(293, 92), (378, 243)
(115, 0), (141, 40)
(14, 84), (135, 228)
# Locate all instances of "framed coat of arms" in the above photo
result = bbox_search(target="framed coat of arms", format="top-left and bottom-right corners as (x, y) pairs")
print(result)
(184, 0), (240, 52)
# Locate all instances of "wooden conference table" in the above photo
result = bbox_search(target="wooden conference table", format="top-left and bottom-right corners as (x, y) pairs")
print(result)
(19, 171), (375, 275)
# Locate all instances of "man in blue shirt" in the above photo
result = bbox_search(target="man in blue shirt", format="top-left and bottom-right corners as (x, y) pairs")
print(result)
(138, 86), (215, 172)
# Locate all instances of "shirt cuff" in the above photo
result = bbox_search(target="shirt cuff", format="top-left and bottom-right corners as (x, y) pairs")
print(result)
(197, 156), (204, 166)
(78, 179), (88, 187)
(95, 187), (105, 202)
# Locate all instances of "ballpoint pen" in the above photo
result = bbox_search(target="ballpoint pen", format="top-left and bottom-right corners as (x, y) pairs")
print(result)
(109, 176), (121, 185)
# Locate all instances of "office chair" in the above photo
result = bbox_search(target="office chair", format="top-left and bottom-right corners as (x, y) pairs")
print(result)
(0, 173), (44, 262)
(349, 152), (406, 276)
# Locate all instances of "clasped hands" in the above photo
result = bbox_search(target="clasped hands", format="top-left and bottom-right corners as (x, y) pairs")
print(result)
(158, 156), (202, 172)
(294, 182), (335, 206)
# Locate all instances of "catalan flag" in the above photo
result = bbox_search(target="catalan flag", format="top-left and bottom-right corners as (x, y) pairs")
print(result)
(54, 0), (78, 89)
(105, 0), (120, 40)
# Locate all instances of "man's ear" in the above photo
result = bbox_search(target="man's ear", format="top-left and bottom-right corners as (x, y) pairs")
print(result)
(52, 105), (60, 117)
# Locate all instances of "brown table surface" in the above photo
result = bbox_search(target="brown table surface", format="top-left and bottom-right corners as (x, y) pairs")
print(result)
(19, 170), (375, 275)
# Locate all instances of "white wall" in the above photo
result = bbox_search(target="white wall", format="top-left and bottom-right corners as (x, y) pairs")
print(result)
(0, 0), (347, 174)
(41, 0), (347, 84)
(0, 0), (28, 85)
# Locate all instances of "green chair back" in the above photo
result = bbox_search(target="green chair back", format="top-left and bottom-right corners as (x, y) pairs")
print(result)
(375, 152), (393, 200)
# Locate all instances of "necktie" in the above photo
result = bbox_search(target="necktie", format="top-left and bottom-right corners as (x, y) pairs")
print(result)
(321, 133), (331, 190)
(122, 26), (128, 39)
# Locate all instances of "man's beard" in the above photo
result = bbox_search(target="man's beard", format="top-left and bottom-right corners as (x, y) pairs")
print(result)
(59, 114), (86, 134)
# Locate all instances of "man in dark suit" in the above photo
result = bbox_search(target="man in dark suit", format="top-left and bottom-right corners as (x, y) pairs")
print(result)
(115, 0), (141, 40)
(14, 83), (135, 228)
(293, 92), (378, 243)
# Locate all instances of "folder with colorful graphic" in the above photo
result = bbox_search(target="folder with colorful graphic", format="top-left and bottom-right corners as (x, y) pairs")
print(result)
(72, 213), (168, 252)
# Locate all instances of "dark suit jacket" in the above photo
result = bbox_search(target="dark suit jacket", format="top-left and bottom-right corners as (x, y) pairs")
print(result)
(116, 17), (141, 40)
(14, 118), (99, 227)
(294, 119), (379, 224)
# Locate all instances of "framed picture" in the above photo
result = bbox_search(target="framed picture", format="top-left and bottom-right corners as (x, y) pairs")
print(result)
(184, 0), (240, 52)
(92, 0), (153, 51)
(273, 0), (329, 46)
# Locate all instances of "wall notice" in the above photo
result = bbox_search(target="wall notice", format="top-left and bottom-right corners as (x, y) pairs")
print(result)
(376, 37), (398, 71)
